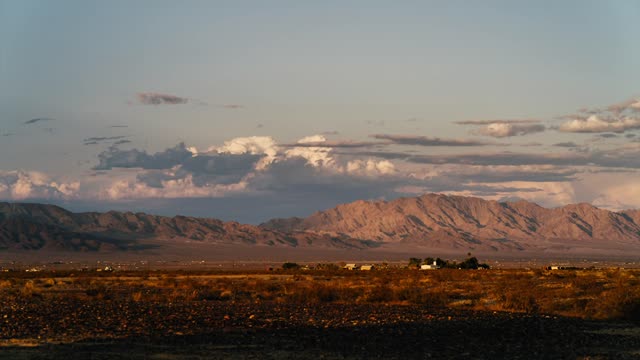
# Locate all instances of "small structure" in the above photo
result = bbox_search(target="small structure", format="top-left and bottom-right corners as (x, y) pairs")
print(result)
(344, 263), (358, 270)
(420, 260), (440, 270)
(360, 264), (374, 271)
(549, 265), (561, 270)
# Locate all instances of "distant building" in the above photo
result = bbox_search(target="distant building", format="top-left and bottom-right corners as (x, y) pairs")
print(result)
(360, 264), (374, 271)
(344, 264), (358, 270)
(420, 260), (440, 270)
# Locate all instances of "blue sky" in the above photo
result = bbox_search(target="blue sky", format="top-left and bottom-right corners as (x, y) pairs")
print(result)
(1, 1), (639, 222)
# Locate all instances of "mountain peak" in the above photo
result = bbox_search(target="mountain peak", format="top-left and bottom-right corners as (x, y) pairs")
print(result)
(261, 193), (640, 254)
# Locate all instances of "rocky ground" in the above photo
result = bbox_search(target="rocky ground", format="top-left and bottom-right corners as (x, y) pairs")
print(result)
(1, 299), (639, 359)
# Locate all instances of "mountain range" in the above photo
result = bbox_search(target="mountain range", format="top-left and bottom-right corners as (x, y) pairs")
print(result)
(2, 194), (640, 256)
(262, 193), (640, 254)
(0, 202), (375, 252)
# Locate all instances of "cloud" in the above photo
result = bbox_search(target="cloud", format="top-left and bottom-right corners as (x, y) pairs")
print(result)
(92, 135), (398, 204)
(281, 140), (384, 148)
(0, 170), (79, 200)
(94, 143), (193, 170)
(83, 136), (128, 145)
(455, 119), (541, 125)
(371, 134), (493, 146)
(558, 97), (640, 133)
(221, 104), (244, 109)
(210, 136), (278, 170)
(109, 125), (128, 128)
(113, 139), (132, 146)
(607, 97), (640, 114)
(455, 119), (546, 138)
(553, 142), (579, 148)
(558, 115), (640, 133)
(472, 123), (546, 138)
(24, 118), (54, 125)
(520, 142), (543, 147)
(100, 175), (248, 200)
(136, 92), (189, 105)
(597, 133), (618, 138)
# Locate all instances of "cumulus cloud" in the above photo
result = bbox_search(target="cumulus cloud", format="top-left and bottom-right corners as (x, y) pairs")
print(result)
(209, 136), (278, 170)
(136, 92), (189, 105)
(94, 143), (193, 170)
(558, 96), (640, 133)
(0, 170), (79, 200)
(89, 134), (399, 203)
(371, 134), (493, 146)
(284, 135), (336, 168)
(558, 115), (640, 133)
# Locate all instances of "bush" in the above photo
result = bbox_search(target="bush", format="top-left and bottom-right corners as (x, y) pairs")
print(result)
(282, 262), (301, 270)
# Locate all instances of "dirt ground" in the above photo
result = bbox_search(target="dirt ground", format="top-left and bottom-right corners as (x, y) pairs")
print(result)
(1, 269), (639, 359)
(1, 300), (639, 359)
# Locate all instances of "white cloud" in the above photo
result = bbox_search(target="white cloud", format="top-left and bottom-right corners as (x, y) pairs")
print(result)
(0, 170), (79, 200)
(346, 159), (396, 175)
(473, 123), (545, 138)
(559, 115), (640, 133)
(212, 136), (278, 170)
(284, 135), (335, 168)
(99, 174), (248, 200)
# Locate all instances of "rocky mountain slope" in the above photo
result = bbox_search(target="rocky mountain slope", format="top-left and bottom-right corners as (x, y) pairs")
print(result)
(261, 193), (640, 253)
(0, 203), (375, 251)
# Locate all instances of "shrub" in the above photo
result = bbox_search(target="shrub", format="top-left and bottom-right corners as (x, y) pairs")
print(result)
(282, 262), (301, 270)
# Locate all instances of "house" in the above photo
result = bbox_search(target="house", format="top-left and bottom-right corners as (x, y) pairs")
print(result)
(360, 264), (374, 271)
(344, 264), (358, 270)
(420, 260), (440, 270)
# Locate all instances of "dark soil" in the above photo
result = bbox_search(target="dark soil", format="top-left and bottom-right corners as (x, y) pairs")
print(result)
(1, 299), (639, 359)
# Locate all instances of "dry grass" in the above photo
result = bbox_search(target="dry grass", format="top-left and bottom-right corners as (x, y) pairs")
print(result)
(1, 268), (638, 321)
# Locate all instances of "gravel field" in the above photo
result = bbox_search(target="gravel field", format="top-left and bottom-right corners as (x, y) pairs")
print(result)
(1, 299), (639, 359)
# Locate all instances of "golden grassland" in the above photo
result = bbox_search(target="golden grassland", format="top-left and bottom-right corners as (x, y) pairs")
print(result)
(1, 267), (639, 321)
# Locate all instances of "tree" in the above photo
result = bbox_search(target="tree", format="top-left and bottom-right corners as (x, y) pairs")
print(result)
(408, 258), (422, 268)
(282, 262), (300, 270)
(459, 257), (479, 269)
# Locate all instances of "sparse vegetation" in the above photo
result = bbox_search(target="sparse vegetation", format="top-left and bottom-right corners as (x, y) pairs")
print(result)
(0, 267), (638, 321)
(1, 267), (639, 358)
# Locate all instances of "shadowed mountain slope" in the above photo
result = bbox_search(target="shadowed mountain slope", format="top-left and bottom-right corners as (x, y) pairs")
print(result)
(0, 203), (376, 251)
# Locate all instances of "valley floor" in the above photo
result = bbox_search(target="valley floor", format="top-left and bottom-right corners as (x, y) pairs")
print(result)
(1, 269), (639, 359)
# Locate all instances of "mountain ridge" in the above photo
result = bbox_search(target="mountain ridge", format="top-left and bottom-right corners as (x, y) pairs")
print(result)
(260, 193), (640, 253)
(0, 202), (376, 251)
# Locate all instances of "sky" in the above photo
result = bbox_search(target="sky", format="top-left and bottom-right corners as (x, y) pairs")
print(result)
(1, 0), (640, 223)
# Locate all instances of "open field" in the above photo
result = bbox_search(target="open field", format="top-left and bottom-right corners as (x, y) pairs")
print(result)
(1, 268), (639, 359)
